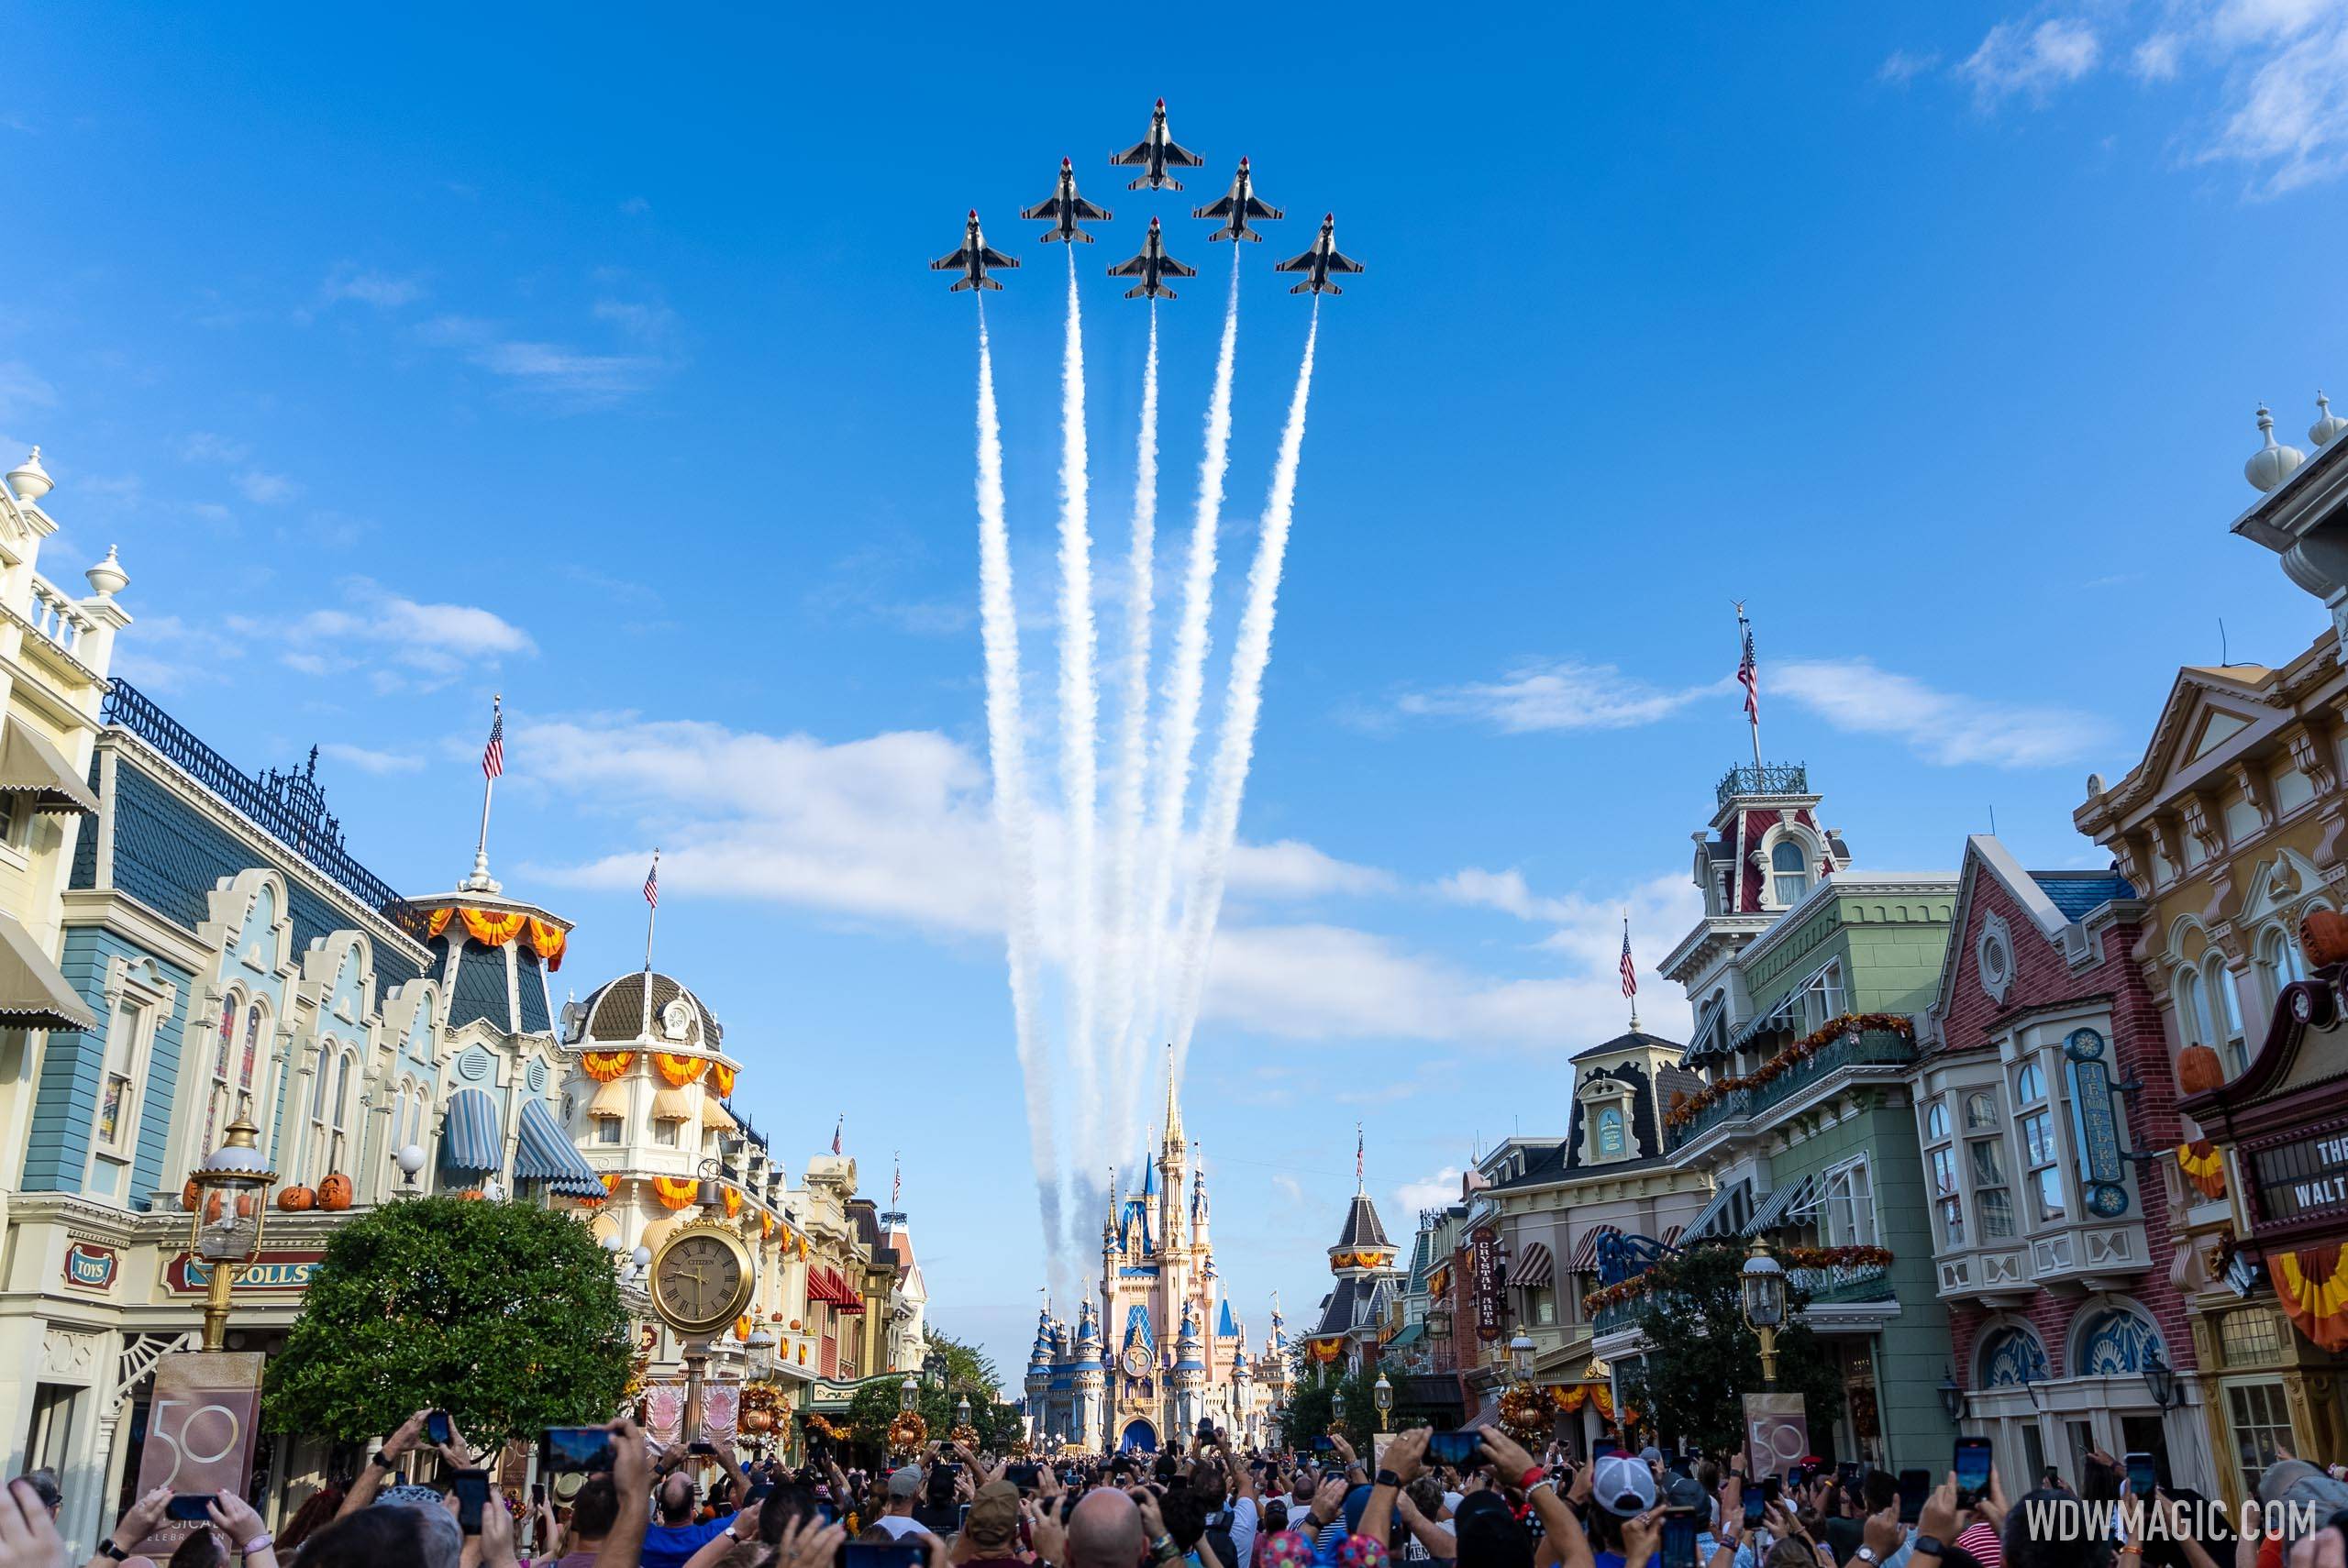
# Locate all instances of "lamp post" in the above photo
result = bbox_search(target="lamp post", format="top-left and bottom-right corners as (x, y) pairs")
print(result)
(901, 1373), (920, 1414)
(1937, 1369), (1965, 1424)
(1332, 1386), (1348, 1431)
(394, 1143), (426, 1194)
(2143, 1350), (2182, 1412)
(1740, 1239), (1788, 1389)
(187, 1114), (278, 1353)
(956, 1394), (972, 1432)
(1508, 1333), (1534, 1385)
(1373, 1372), (1393, 1432)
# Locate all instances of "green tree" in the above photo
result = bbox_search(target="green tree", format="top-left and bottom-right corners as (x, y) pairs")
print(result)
(263, 1197), (632, 1445)
(1611, 1243), (1846, 1458)
(920, 1328), (1004, 1403)
(1278, 1359), (1390, 1453)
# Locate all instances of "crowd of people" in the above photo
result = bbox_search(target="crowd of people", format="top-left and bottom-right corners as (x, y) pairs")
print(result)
(5, 1417), (2348, 1568)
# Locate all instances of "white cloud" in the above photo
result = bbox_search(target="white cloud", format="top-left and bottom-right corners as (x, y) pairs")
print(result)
(235, 469), (300, 505)
(319, 265), (425, 310)
(264, 576), (535, 690)
(1394, 659), (1722, 734)
(1395, 1167), (1463, 1214)
(419, 315), (665, 408)
(1226, 840), (1393, 900)
(319, 742), (425, 775)
(2133, 30), (2187, 79)
(2210, 14), (2348, 191)
(174, 432), (249, 464)
(1774, 657), (2110, 767)
(107, 613), (246, 693)
(0, 361), (58, 447)
(1958, 17), (2101, 102)
(1879, 49), (1942, 84)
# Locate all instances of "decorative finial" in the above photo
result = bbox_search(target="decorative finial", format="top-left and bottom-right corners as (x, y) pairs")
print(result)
(84, 544), (128, 599)
(6, 447), (52, 506)
(2314, 391), (2348, 449)
(2248, 403), (2309, 493)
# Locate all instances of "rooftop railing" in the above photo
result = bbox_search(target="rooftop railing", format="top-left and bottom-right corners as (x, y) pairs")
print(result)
(1716, 762), (1810, 807)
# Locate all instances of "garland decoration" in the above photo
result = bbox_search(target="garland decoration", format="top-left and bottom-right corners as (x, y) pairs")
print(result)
(712, 1063), (737, 1098)
(804, 1414), (848, 1442)
(1008, 1437), (1033, 1459)
(951, 1425), (982, 1450)
(2177, 1140), (2229, 1199)
(888, 1411), (930, 1452)
(1498, 1385), (1550, 1443)
(582, 1051), (636, 1083)
(656, 1053), (709, 1088)
(652, 1176), (702, 1210)
(1665, 1014), (1916, 1129)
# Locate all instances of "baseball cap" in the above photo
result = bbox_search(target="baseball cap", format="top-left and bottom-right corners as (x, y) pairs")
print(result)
(1591, 1452), (1658, 1518)
(889, 1464), (925, 1499)
(1638, 1447), (1666, 1467)
(966, 1480), (1022, 1551)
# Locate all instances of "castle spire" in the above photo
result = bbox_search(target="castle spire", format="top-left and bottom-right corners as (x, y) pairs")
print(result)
(1162, 1043), (1185, 1152)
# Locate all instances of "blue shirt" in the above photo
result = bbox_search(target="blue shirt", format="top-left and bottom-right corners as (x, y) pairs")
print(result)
(641, 1511), (739, 1568)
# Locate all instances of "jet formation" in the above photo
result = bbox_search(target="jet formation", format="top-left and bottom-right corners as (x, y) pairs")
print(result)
(935, 99), (1364, 301)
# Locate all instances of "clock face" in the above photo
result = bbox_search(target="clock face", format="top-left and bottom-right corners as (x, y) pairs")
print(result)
(1122, 1346), (1151, 1378)
(652, 1231), (752, 1334)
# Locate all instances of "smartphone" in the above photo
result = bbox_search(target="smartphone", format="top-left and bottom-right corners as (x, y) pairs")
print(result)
(1744, 1489), (1767, 1529)
(426, 1409), (454, 1446)
(1761, 1475), (1783, 1503)
(165, 1495), (216, 1523)
(452, 1469), (491, 1537)
(1838, 1463), (1860, 1485)
(1662, 1510), (1700, 1568)
(547, 1427), (616, 1475)
(1783, 1467), (1805, 1493)
(689, 1440), (717, 1456)
(1312, 1436), (1336, 1454)
(845, 1544), (929, 1568)
(1428, 1431), (1482, 1468)
(1898, 1469), (1931, 1525)
(2125, 1452), (2157, 1496)
(1954, 1438), (1993, 1508)
(1005, 1463), (1041, 1488)
(531, 1484), (547, 1507)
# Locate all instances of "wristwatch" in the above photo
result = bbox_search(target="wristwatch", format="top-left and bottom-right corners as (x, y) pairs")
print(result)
(1376, 1470), (1403, 1489)
(370, 1450), (397, 1469)
(97, 1540), (129, 1562)
(1855, 1551), (1879, 1565)
(1911, 1537), (1945, 1559)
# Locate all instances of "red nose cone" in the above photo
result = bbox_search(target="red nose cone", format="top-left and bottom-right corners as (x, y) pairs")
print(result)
(969, 208), (978, 218)
(1325, 213), (1334, 223)
(1149, 216), (1160, 228)
(1240, 156), (1249, 167)
(1156, 98), (1165, 108)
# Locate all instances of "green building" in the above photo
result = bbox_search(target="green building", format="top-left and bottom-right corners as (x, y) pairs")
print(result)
(1617, 761), (1958, 1469)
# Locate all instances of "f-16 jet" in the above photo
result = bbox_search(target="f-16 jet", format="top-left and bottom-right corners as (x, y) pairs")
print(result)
(1273, 215), (1366, 295)
(1108, 217), (1197, 300)
(1193, 157), (1282, 242)
(931, 211), (1019, 292)
(1111, 99), (1207, 192)
(1020, 159), (1113, 243)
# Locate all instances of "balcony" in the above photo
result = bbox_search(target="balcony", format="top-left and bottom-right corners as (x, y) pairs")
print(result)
(1668, 1087), (1753, 1151)
(1592, 1297), (1646, 1336)
(1716, 762), (1810, 808)
(1749, 1031), (1916, 1117)
(1789, 1262), (1894, 1305)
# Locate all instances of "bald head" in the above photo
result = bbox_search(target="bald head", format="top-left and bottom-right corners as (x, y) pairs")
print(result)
(1069, 1488), (1146, 1568)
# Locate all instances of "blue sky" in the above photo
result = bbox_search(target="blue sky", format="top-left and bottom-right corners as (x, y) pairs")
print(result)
(5, 3), (2345, 1378)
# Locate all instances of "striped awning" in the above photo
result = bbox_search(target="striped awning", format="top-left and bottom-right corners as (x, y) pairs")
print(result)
(1512, 1242), (1555, 1287)
(703, 1097), (739, 1132)
(438, 1088), (503, 1176)
(515, 1097), (604, 1197)
(650, 1086), (696, 1121)
(1657, 1225), (1685, 1250)
(589, 1078), (630, 1118)
(0, 721), (96, 817)
(1567, 1227), (1620, 1275)
(0, 912), (94, 1032)
(1744, 1175), (1819, 1237)
(1683, 1180), (1750, 1242)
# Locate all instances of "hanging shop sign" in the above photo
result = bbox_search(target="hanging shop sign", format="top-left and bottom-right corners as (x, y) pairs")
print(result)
(162, 1250), (325, 1296)
(63, 1241), (118, 1290)
(2249, 1132), (2348, 1228)
(1471, 1226), (1502, 1342)
(2063, 1029), (2131, 1219)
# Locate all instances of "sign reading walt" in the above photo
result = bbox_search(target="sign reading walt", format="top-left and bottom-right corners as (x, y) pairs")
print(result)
(2251, 1132), (2348, 1227)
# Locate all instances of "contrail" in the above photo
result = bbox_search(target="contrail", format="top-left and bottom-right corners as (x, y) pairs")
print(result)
(1102, 302), (1159, 1172)
(972, 302), (1059, 1253)
(1134, 248), (1241, 1150)
(1053, 248), (1102, 1256)
(1170, 303), (1322, 1067)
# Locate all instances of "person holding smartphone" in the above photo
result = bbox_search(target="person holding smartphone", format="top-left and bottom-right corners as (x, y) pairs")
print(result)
(643, 1427), (753, 1568)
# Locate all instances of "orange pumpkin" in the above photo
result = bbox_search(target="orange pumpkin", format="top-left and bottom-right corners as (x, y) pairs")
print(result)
(458, 1188), (484, 1201)
(181, 1178), (199, 1212)
(318, 1173), (353, 1211)
(204, 1191), (225, 1224)
(278, 1186), (316, 1211)
(2304, 910), (2348, 969)
(2176, 1043), (2226, 1096)
(236, 1192), (258, 1220)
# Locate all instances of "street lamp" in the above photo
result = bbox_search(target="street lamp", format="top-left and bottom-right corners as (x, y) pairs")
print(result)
(1508, 1333), (1535, 1384)
(187, 1114), (278, 1353)
(1332, 1386), (1348, 1427)
(1373, 1372), (1393, 1431)
(925, 1350), (950, 1388)
(901, 1373), (920, 1414)
(1937, 1369), (1965, 1423)
(394, 1143), (426, 1193)
(956, 1395), (971, 1431)
(1740, 1239), (1787, 1389)
(2143, 1350), (2182, 1411)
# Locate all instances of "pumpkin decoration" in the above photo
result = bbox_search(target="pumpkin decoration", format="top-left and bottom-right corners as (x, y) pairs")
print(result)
(2303, 909), (2348, 969)
(277, 1186), (316, 1211)
(2176, 1043), (2227, 1097)
(458, 1188), (484, 1201)
(181, 1178), (199, 1212)
(318, 1173), (353, 1211)
(204, 1191), (225, 1224)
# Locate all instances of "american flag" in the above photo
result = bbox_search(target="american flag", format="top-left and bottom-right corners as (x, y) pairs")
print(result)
(1736, 621), (1760, 723)
(1620, 924), (1639, 1000)
(642, 853), (659, 909)
(481, 701), (504, 780)
(1355, 1123), (1364, 1187)
(832, 1115), (844, 1155)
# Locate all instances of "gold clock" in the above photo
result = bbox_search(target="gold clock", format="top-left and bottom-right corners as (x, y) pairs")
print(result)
(648, 1220), (757, 1340)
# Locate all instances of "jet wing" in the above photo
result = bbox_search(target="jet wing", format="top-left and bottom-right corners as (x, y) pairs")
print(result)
(1158, 255), (1196, 279)
(1018, 196), (1062, 221)
(930, 248), (972, 271)
(1162, 139), (1205, 169)
(1324, 250), (1364, 274)
(1107, 256), (1151, 277)
(1110, 138), (1154, 166)
(979, 248), (1021, 269)
(1191, 194), (1236, 219)
(1272, 248), (1314, 273)
(1069, 196), (1113, 221)
(1242, 196), (1283, 220)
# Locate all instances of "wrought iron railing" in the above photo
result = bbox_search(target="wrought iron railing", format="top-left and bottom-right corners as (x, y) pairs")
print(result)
(1667, 1086), (1753, 1152)
(1716, 762), (1810, 807)
(1748, 1031), (1916, 1118)
(101, 680), (414, 922)
(1789, 1263), (1894, 1306)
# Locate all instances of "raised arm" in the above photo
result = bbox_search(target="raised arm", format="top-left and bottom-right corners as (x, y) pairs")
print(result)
(338, 1410), (430, 1519)
(597, 1419), (654, 1568)
(1481, 1429), (1592, 1568)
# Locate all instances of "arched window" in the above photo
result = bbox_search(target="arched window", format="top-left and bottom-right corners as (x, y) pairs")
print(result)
(2207, 960), (2247, 1073)
(1772, 841), (1810, 907)
(2176, 969), (2213, 1049)
(1965, 1092), (1999, 1131)
(2017, 1059), (2064, 1223)
(2261, 925), (2308, 996)
(205, 994), (238, 1149)
(1927, 1102), (1950, 1141)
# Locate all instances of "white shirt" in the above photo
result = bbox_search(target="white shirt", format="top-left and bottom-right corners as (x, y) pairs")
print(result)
(873, 1514), (928, 1540)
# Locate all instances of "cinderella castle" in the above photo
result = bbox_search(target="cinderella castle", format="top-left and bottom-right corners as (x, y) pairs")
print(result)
(1024, 1066), (1290, 1452)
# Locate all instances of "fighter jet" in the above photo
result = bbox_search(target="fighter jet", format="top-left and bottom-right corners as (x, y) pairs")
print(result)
(1192, 157), (1283, 242)
(1107, 217), (1197, 300)
(1020, 159), (1113, 243)
(931, 211), (1019, 292)
(1111, 98), (1207, 192)
(1273, 214), (1366, 296)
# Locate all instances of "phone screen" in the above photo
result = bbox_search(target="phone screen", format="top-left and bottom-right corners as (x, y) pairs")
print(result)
(2125, 1452), (2158, 1496)
(1428, 1431), (1481, 1468)
(547, 1427), (616, 1475)
(453, 1469), (490, 1536)
(1744, 1489), (1767, 1528)
(845, 1544), (929, 1568)
(1954, 1439), (1993, 1507)
(1662, 1512), (1700, 1568)
(426, 1410), (454, 1446)
(1312, 1437), (1336, 1454)
(1898, 1470), (1930, 1525)
(165, 1495), (216, 1524)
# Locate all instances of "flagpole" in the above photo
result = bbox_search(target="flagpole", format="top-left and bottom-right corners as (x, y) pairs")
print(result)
(643, 848), (659, 971)
(467, 693), (501, 892)
(1624, 908), (1640, 1030)
(1736, 603), (1764, 776)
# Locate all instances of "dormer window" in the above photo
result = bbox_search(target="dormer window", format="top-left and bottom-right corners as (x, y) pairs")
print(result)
(1597, 1107), (1624, 1155)
(1772, 841), (1811, 906)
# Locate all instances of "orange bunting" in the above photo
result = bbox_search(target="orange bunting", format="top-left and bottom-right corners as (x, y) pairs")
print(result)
(712, 1062), (737, 1098)
(737, 1315), (755, 1341)
(2176, 1140), (2229, 1200)
(461, 907), (531, 946)
(761, 1214), (776, 1239)
(425, 908), (457, 938)
(529, 918), (568, 971)
(603, 1174), (622, 1197)
(655, 1053), (707, 1088)
(724, 1187), (744, 1220)
(652, 1176), (702, 1211)
(582, 1051), (636, 1083)
(2277, 1244), (2348, 1352)
(419, 904), (569, 968)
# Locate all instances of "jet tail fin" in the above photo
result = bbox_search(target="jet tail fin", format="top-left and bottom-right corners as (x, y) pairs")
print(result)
(1125, 283), (1175, 300)
(1071, 230), (1093, 242)
(1127, 174), (1182, 192)
(1208, 230), (1228, 242)
(1290, 280), (1337, 296)
(979, 278), (1004, 291)
(1042, 232), (1065, 244)
(949, 278), (975, 293)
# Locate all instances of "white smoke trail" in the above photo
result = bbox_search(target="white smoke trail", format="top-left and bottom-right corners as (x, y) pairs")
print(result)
(1054, 248), (1102, 1260)
(1168, 303), (1322, 1067)
(1101, 303), (1159, 1174)
(973, 302), (1060, 1267)
(1132, 249), (1242, 1154)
